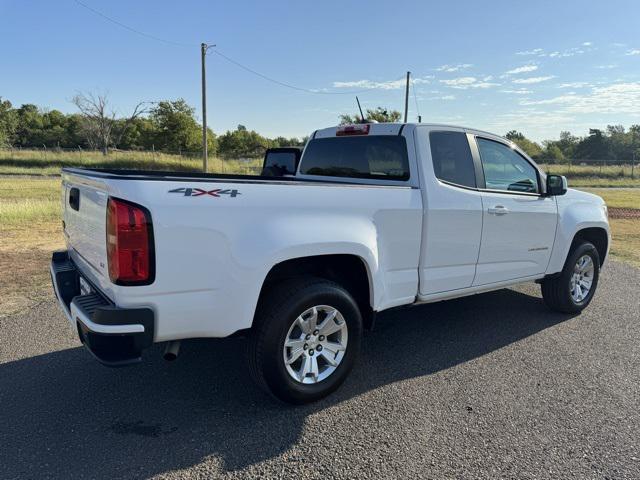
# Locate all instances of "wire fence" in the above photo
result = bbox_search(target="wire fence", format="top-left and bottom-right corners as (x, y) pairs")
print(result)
(538, 159), (638, 179)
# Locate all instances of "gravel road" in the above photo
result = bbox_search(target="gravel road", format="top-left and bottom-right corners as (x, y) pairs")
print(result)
(1, 260), (639, 479)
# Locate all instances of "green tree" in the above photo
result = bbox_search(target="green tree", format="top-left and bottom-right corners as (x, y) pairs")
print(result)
(544, 144), (565, 163)
(575, 129), (611, 159)
(556, 131), (578, 159)
(505, 130), (543, 159)
(116, 117), (156, 150)
(339, 107), (402, 124)
(606, 125), (631, 159)
(505, 130), (525, 141)
(0, 98), (18, 146)
(149, 99), (215, 153)
(14, 104), (44, 147)
(272, 136), (305, 147)
(217, 125), (273, 158)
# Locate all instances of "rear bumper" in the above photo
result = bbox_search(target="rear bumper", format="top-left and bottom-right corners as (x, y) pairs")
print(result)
(50, 250), (155, 366)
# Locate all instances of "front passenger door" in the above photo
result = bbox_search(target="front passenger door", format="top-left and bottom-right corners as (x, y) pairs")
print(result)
(473, 137), (557, 286)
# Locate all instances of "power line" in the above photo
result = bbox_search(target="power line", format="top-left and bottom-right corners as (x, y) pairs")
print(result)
(74, 0), (377, 95)
(210, 50), (372, 95)
(74, 0), (192, 47)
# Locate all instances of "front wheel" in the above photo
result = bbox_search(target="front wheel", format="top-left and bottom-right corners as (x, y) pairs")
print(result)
(247, 278), (362, 404)
(541, 241), (600, 314)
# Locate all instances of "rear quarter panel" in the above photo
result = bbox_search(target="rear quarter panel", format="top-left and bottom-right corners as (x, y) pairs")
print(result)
(102, 178), (423, 341)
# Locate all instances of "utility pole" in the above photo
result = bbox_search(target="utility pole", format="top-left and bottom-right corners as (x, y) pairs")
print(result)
(201, 43), (208, 173)
(404, 71), (410, 123)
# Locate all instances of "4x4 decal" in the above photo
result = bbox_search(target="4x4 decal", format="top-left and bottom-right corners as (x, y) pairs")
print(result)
(169, 187), (241, 198)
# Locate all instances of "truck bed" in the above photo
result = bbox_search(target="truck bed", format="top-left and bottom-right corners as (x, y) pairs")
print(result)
(61, 167), (391, 187)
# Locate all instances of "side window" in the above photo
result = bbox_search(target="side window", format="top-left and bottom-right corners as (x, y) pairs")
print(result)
(429, 131), (476, 188)
(476, 138), (539, 193)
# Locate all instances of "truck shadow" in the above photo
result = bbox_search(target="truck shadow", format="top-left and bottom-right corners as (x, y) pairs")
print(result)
(0, 287), (574, 478)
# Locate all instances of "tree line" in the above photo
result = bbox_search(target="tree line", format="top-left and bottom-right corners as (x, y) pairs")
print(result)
(1, 94), (639, 162)
(505, 127), (640, 163)
(0, 94), (305, 158)
(340, 107), (640, 163)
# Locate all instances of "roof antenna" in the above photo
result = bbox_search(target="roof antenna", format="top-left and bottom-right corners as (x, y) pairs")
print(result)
(356, 96), (366, 123)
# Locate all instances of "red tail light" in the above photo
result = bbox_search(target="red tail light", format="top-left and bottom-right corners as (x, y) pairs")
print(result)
(106, 197), (155, 285)
(336, 124), (370, 136)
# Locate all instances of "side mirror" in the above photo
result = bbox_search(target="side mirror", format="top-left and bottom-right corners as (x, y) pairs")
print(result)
(546, 174), (568, 196)
(262, 147), (301, 177)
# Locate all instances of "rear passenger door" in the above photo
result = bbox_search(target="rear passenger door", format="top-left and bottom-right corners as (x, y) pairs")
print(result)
(416, 128), (484, 295)
(472, 137), (557, 285)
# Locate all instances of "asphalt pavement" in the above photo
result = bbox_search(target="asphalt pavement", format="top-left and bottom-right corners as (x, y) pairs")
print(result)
(1, 260), (639, 479)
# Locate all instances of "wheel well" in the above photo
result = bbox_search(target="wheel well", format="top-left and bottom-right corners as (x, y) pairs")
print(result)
(257, 254), (374, 330)
(572, 227), (608, 265)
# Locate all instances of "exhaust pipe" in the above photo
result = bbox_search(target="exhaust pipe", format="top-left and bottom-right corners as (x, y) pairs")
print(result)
(163, 341), (181, 361)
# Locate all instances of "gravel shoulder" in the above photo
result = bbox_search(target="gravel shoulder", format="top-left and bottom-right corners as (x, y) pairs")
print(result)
(1, 261), (639, 479)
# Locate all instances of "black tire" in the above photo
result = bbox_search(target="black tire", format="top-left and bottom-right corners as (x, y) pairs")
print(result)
(541, 241), (600, 314)
(247, 277), (363, 404)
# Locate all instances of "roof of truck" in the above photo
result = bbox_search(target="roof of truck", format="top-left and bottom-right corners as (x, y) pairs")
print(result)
(313, 123), (505, 141)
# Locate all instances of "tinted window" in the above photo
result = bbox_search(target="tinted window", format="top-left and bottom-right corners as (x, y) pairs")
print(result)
(477, 138), (539, 193)
(300, 136), (410, 180)
(429, 131), (476, 188)
(264, 152), (297, 175)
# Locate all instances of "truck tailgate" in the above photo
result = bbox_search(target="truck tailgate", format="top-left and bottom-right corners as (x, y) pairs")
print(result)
(62, 173), (109, 282)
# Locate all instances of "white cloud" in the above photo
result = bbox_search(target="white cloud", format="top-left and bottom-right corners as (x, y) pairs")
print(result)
(519, 82), (640, 114)
(441, 77), (475, 86)
(519, 94), (578, 106)
(512, 75), (555, 84)
(504, 64), (538, 75)
(516, 48), (544, 56)
(557, 82), (593, 88)
(547, 50), (582, 58)
(596, 64), (617, 69)
(440, 76), (499, 89)
(501, 88), (533, 95)
(435, 63), (473, 72)
(626, 49), (640, 56)
(425, 94), (456, 100)
(515, 45), (590, 58)
(486, 109), (577, 139)
(332, 76), (432, 90)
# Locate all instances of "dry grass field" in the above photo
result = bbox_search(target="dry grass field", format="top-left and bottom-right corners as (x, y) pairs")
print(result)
(0, 148), (263, 176)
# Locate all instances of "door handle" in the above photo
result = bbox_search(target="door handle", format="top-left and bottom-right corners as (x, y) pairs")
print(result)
(488, 205), (509, 215)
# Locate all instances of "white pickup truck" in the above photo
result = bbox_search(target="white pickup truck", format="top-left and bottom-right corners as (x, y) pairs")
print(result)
(51, 122), (610, 403)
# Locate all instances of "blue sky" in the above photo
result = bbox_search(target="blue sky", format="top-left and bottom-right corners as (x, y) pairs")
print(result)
(1, 0), (639, 142)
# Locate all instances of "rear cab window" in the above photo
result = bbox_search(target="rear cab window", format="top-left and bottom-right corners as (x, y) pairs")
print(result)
(300, 135), (410, 181)
(429, 131), (476, 188)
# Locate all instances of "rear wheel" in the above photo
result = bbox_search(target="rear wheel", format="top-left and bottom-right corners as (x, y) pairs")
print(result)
(541, 241), (600, 314)
(247, 278), (362, 404)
